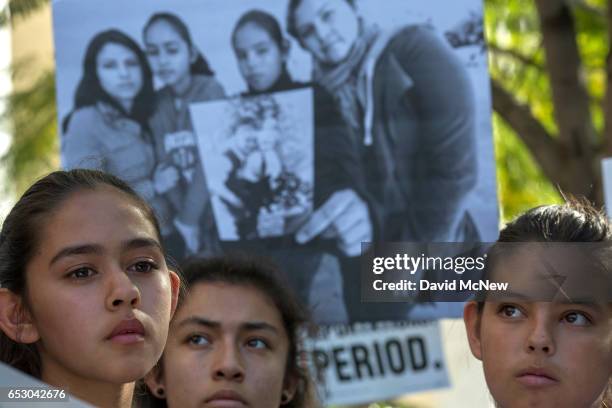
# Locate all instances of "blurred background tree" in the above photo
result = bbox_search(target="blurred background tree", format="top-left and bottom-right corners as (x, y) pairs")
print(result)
(1, 0), (609, 223)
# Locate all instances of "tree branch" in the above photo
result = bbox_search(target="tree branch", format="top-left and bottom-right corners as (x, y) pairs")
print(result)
(488, 42), (545, 71)
(534, 0), (597, 198)
(491, 79), (567, 188)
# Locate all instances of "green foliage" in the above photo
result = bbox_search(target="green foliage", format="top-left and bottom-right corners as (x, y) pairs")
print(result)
(1, 70), (58, 194)
(0, 0), (50, 27)
(493, 114), (562, 221)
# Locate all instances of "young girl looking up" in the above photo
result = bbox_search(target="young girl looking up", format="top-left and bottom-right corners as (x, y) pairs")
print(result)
(0, 169), (180, 408)
(464, 200), (612, 408)
(144, 12), (226, 257)
(143, 256), (319, 408)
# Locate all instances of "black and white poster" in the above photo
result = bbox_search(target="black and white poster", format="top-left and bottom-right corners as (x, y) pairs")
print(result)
(52, 0), (498, 324)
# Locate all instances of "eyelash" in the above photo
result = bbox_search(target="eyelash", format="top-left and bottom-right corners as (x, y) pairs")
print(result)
(246, 338), (270, 350)
(497, 304), (594, 326)
(497, 304), (524, 319)
(67, 266), (97, 279)
(127, 260), (158, 274)
(562, 311), (593, 326)
(187, 334), (210, 347)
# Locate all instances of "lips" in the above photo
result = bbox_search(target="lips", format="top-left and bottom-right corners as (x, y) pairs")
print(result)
(108, 318), (145, 345)
(515, 367), (559, 387)
(158, 70), (175, 79)
(204, 390), (247, 407)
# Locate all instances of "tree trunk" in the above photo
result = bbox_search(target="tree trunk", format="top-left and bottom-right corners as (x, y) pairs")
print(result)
(534, 0), (599, 203)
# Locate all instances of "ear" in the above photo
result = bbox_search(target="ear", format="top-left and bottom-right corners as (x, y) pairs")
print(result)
(463, 301), (483, 361)
(144, 363), (166, 399)
(281, 372), (299, 406)
(281, 38), (291, 59)
(0, 288), (40, 344)
(189, 45), (198, 64)
(168, 271), (181, 318)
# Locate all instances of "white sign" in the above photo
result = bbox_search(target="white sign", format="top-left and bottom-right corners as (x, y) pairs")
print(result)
(305, 322), (449, 405)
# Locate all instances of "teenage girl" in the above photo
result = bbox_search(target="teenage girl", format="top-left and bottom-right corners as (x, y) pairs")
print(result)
(144, 12), (226, 257)
(0, 169), (180, 408)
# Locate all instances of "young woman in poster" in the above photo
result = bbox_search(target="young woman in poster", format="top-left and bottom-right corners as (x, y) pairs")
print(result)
(464, 201), (612, 408)
(143, 256), (319, 408)
(229, 9), (380, 320)
(61, 29), (174, 242)
(0, 169), (180, 408)
(287, 0), (479, 244)
(143, 12), (226, 258)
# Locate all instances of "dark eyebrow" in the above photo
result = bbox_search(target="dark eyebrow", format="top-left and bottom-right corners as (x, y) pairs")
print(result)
(49, 237), (161, 267)
(242, 321), (280, 335)
(123, 237), (162, 252)
(557, 300), (605, 312)
(50, 244), (104, 267)
(178, 316), (221, 329)
(495, 291), (533, 301)
(177, 317), (280, 335)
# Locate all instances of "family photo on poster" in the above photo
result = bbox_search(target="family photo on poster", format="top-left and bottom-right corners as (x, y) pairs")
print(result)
(53, 0), (498, 324)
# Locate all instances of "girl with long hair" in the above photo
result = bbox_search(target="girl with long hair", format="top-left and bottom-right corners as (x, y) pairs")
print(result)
(144, 12), (226, 258)
(61, 29), (175, 249)
(0, 169), (180, 407)
(142, 256), (319, 408)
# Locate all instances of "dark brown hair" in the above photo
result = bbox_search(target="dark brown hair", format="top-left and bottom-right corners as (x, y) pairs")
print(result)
(142, 255), (317, 408)
(143, 12), (214, 76)
(62, 29), (156, 133)
(286, 0), (356, 41)
(480, 199), (612, 407)
(0, 169), (163, 377)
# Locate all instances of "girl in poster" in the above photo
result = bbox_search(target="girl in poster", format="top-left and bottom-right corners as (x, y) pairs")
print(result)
(229, 10), (373, 315)
(61, 29), (174, 238)
(144, 12), (226, 257)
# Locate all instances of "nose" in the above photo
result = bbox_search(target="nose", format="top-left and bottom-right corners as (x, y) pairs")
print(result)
(525, 310), (555, 355)
(105, 267), (141, 311)
(117, 62), (131, 78)
(158, 50), (171, 67)
(244, 51), (258, 71)
(212, 341), (245, 382)
(313, 19), (330, 44)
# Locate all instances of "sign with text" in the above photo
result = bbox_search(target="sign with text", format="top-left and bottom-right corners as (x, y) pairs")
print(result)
(305, 322), (449, 405)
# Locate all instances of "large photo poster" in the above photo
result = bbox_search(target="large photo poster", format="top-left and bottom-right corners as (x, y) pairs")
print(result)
(52, 0), (498, 324)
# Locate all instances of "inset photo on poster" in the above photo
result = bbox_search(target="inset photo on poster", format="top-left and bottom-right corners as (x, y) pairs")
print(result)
(190, 89), (314, 241)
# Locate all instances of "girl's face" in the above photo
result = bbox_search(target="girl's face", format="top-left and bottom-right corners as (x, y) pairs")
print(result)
(96, 42), (143, 108)
(465, 301), (612, 408)
(293, 0), (359, 65)
(144, 20), (193, 89)
(234, 22), (285, 92)
(24, 187), (179, 386)
(149, 282), (295, 408)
